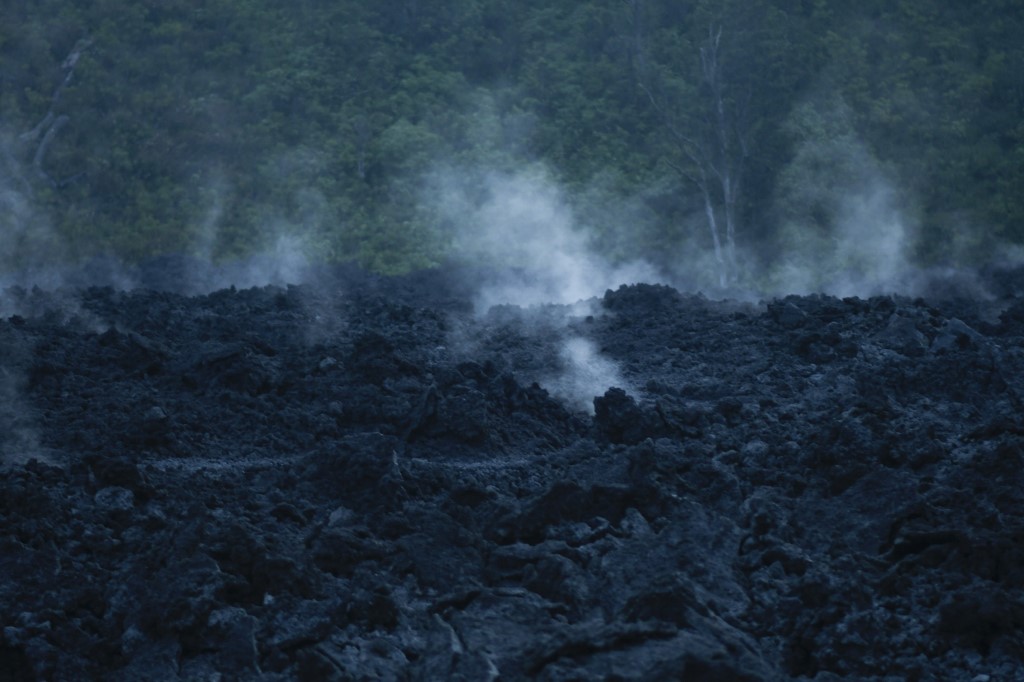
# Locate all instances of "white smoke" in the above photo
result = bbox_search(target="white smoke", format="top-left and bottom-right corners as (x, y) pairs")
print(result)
(0, 341), (55, 468)
(430, 165), (663, 313)
(544, 336), (630, 414)
(177, 164), (322, 294)
(0, 129), (70, 291)
(426, 163), (651, 413)
(224, 232), (314, 290)
(769, 93), (919, 297)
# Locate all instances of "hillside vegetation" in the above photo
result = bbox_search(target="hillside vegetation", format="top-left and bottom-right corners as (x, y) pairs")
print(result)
(2, 0), (1022, 281)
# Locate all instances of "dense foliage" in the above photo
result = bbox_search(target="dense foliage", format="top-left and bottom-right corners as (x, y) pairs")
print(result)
(1, 0), (1021, 276)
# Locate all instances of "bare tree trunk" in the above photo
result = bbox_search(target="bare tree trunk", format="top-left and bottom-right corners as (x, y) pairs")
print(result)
(33, 115), (69, 186)
(700, 181), (726, 287)
(700, 25), (746, 284)
(17, 37), (91, 188)
(20, 112), (56, 146)
(631, 13), (748, 288)
(722, 170), (738, 275)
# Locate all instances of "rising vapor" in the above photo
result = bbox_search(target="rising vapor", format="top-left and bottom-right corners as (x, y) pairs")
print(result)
(545, 336), (631, 414)
(768, 92), (918, 298)
(428, 164), (662, 312)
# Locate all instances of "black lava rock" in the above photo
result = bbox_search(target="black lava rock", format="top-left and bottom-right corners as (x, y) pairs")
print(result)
(2, 264), (1023, 680)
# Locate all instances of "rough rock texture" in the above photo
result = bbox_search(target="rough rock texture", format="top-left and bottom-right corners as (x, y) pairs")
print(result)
(2, 265), (1023, 681)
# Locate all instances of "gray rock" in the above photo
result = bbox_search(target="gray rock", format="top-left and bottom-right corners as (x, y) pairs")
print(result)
(94, 486), (135, 512)
(931, 317), (985, 353)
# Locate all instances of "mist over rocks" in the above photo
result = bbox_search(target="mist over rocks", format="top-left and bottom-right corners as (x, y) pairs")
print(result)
(2, 264), (1024, 680)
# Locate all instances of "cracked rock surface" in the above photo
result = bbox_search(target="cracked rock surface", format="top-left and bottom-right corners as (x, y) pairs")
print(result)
(2, 265), (1023, 680)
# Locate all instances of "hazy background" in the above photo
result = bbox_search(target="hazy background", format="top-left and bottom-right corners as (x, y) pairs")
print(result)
(1, 0), (1022, 301)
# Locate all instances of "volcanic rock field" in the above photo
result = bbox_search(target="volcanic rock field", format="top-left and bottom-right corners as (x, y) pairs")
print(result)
(2, 263), (1024, 681)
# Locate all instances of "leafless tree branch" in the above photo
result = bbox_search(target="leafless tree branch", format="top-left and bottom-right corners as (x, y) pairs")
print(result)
(17, 37), (92, 188)
(633, 19), (749, 286)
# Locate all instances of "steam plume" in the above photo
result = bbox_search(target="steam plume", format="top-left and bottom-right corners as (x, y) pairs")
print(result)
(429, 165), (662, 312)
(769, 93), (917, 297)
(545, 336), (630, 414)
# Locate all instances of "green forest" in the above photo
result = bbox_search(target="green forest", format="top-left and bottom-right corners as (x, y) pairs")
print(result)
(2, 0), (1022, 286)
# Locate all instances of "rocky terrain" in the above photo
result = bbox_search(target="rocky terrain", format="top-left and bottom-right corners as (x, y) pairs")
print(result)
(2, 263), (1024, 681)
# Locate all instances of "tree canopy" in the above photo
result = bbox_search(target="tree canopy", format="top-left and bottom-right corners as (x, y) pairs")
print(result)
(1, 0), (1021, 279)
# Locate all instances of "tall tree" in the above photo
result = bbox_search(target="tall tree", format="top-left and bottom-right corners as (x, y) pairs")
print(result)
(635, 19), (750, 285)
